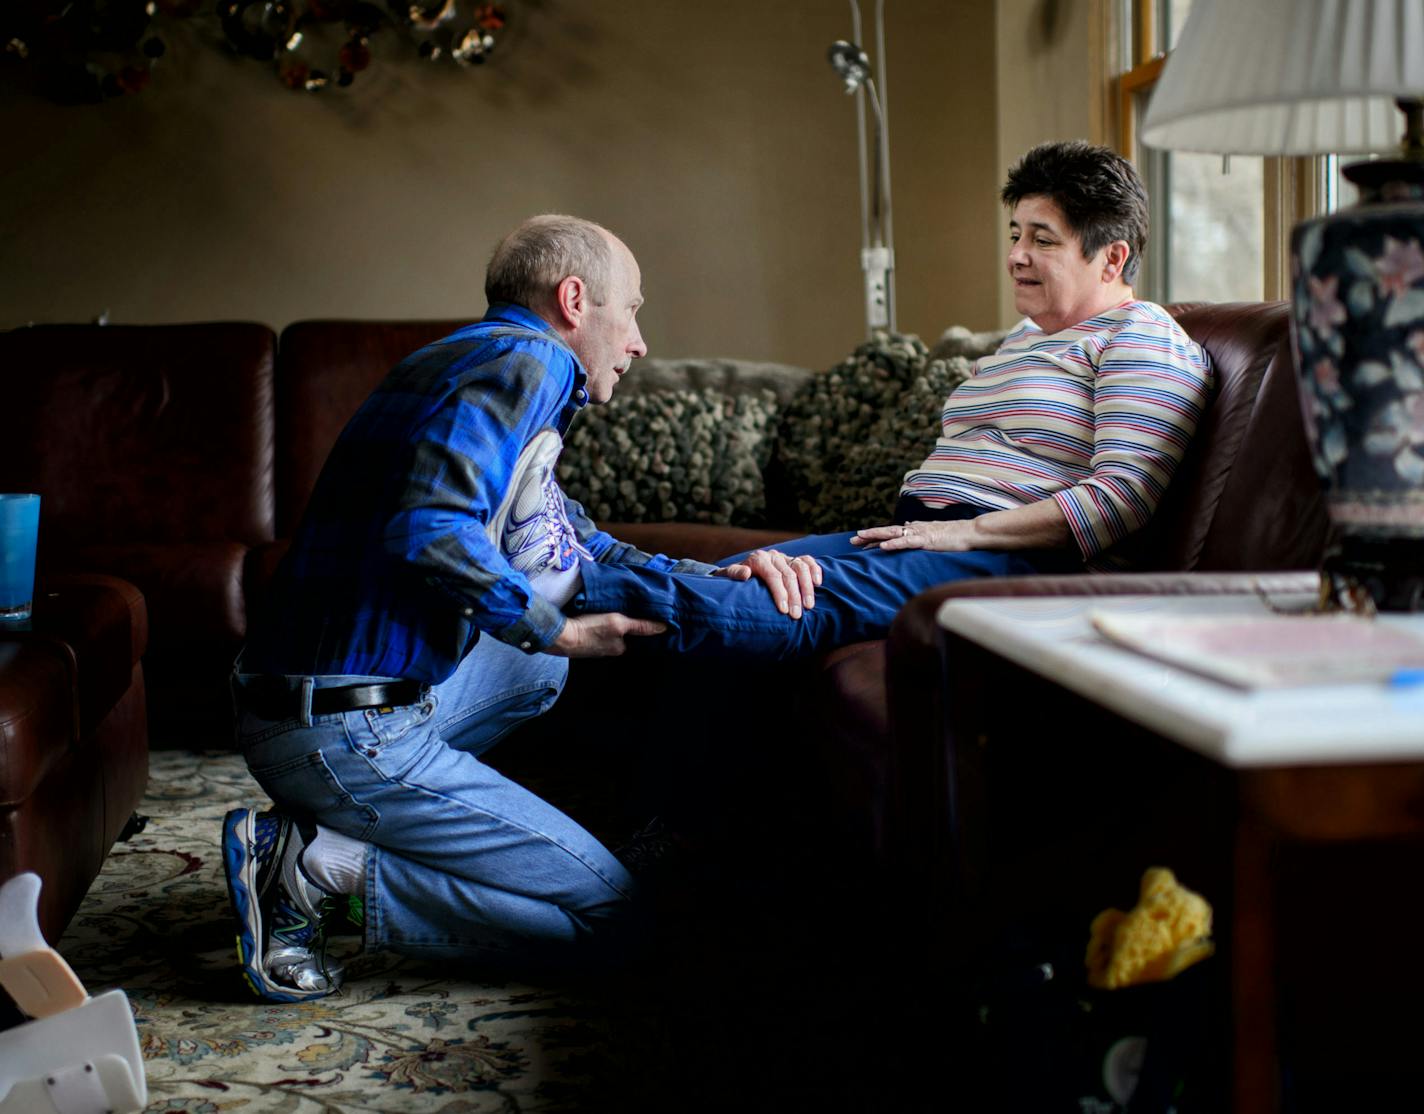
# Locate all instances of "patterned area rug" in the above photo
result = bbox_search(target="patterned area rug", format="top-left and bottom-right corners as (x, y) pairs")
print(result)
(59, 750), (900, 1113)
(59, 750), (678, 1113)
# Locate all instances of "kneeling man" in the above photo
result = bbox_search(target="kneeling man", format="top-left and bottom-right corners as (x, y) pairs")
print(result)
(224, 215), (817, 1001)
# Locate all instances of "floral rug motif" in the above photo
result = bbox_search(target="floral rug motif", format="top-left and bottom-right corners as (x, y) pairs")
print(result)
(59, 750), (666, 1114)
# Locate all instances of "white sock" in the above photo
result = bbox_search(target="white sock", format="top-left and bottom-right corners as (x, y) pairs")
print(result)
(300, 826), (368, 896)
(531, 561), (584, 608)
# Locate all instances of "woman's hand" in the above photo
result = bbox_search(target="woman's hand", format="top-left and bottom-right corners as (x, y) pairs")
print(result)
(853, 501), (1072, 553)
(851, 520), (980, 552)
(713, 549), (822, 618)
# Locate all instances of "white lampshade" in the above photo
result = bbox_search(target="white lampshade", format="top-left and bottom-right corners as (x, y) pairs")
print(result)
(1140, 0), (1424, 156)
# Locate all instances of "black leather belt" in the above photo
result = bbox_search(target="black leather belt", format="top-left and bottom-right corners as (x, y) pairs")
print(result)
(240, 677), (426, 720)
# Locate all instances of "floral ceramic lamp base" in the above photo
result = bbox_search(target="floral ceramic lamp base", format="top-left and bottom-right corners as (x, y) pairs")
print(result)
(1292, 158), (1424, 612)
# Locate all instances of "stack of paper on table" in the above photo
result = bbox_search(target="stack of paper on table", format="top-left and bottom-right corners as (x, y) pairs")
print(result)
(1089, 610), (1424, 689)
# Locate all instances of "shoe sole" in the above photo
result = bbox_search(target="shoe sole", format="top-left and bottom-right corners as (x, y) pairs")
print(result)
(486, 429), (562, 550)
(489, 429), (595, 579)
(221, 807), (331, 1003)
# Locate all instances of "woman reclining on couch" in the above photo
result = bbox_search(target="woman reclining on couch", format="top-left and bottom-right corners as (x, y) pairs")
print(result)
(555, 138), (1213, 658)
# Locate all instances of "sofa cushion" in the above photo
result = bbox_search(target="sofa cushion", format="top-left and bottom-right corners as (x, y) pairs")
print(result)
(555, 357), (813, 528)
(558, 389), (781, 526)
(1179, 305), (1332, 571)
(605, 357), (813, 404)
(56, 541), (248, 648)
(772, 333), (987, 533)
(1111, 302), (1331, 571)
(276, 320), (470, 535)
(51, 539), (245, 744)
(0, 323), (277, 548)
(601, 522), (798, 565)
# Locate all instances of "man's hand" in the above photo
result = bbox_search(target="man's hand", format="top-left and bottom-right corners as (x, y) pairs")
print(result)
(548, 612), (667, 658)
(713, 549), (822, 619)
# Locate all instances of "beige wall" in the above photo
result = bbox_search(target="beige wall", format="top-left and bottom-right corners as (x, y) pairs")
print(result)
(993, 0), (1112, 326)
(0, 0), (1001, 370)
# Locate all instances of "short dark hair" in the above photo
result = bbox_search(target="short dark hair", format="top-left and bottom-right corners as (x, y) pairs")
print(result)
(1001, 140), (1149, 284)
(485, 214), (614, 309)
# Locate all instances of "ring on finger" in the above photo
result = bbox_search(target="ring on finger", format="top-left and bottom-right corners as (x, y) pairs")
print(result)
(901, 525), (910, 538)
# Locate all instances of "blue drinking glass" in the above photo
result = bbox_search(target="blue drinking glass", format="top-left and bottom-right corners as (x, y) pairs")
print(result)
(0, 494), (41, 623)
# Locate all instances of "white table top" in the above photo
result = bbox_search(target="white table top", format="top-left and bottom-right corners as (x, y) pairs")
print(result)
(937, 593), (1424, 768)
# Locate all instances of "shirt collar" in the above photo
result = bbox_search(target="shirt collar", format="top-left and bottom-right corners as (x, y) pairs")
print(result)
(481, 301), (563, 338)
(481, 302), (590, 410)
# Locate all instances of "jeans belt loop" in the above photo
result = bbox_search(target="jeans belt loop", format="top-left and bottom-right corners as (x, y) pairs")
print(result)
(299, 677), (315, 727)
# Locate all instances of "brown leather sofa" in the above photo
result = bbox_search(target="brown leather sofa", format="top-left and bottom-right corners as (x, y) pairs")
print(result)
(0, 574), (149, 941)
(0, 303), (1326, 901)
(1, 323), (278, 739)
(0, 320), (267, 936)
(0, 319), (790, 744)
(813, 301), (1331, 876)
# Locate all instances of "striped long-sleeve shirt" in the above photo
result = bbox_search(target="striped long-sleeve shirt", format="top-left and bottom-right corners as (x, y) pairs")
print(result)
(243, 303), (711, 684)
(899, 301), (1212, 564)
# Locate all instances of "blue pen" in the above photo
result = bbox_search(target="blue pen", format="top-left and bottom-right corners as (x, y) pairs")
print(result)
(1390, 669), (1424, 688)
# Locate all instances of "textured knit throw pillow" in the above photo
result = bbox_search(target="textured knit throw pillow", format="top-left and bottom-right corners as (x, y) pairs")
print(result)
(773, 326), (1006, 533)
(557, 388), (781, 526)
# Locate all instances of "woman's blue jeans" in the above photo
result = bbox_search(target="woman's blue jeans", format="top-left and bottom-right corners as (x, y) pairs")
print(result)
(232, 636), (634, 967)
(576, 530), (1075, 660)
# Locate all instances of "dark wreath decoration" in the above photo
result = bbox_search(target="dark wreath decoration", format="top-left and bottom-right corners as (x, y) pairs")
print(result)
(1, 0), (508, 102)
(1, 1), (193, 103)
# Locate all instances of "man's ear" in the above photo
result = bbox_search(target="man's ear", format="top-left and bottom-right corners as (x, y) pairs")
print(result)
(1103, 241), (1131, 283)
(553, 274), (587, 329)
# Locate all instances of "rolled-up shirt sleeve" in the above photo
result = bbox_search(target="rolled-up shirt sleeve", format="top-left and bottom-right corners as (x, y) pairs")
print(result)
(567, 494), (717, 574)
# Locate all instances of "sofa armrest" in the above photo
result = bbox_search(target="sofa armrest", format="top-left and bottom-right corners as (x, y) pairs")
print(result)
(601, 522), (799, 565)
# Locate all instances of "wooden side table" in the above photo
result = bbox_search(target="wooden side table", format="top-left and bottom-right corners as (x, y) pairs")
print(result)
(937, 593), (1424, 1112)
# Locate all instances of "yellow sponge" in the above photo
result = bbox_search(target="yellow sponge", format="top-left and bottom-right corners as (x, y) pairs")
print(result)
(1086, 867), (1215, 990)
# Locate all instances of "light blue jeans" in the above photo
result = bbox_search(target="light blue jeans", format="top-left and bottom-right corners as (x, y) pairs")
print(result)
(232, 636), (635, 967)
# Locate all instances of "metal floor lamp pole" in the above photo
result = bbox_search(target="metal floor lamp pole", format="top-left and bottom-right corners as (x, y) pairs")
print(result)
(829, 0), (895, 337)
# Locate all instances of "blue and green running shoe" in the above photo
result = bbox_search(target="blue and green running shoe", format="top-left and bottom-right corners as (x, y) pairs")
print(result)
(222, 807), (342, 1002)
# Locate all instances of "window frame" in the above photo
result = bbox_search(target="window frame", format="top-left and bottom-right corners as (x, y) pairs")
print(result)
(1113, 0), (1329, 302)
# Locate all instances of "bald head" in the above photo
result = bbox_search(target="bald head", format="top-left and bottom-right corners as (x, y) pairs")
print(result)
(485, 214), (616, 312)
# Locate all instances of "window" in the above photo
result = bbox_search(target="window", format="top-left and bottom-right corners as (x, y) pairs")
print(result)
(1118, 0), (1265, 304)
(1324, 153), (1384, 213)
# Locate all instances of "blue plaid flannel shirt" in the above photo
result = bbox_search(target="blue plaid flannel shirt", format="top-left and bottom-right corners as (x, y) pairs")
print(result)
(242, 303), (713, 683)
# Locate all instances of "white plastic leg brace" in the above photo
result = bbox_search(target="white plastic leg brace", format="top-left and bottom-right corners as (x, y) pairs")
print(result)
(0, 873), (147, 1113)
